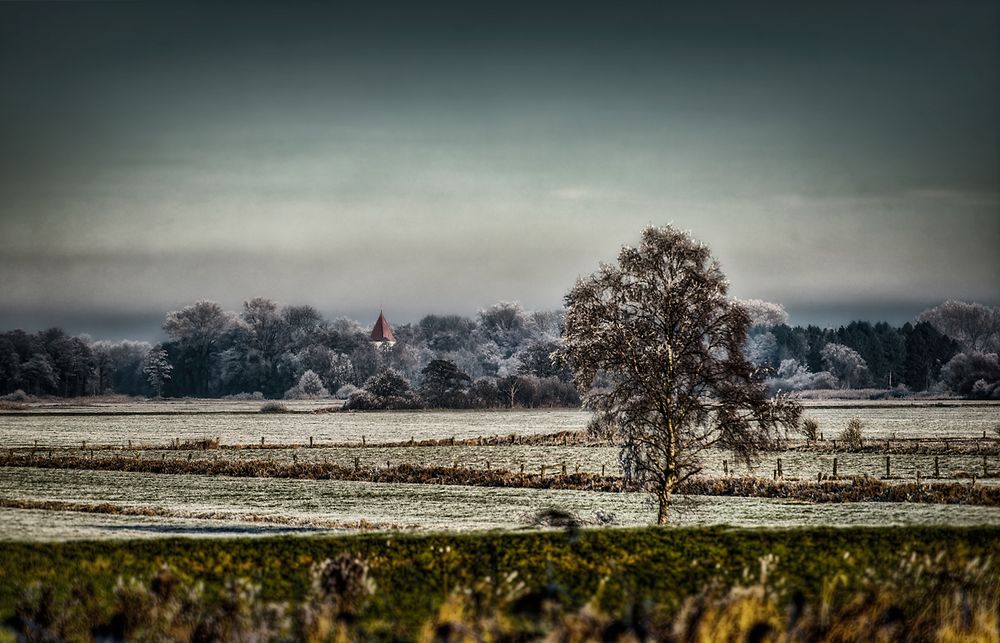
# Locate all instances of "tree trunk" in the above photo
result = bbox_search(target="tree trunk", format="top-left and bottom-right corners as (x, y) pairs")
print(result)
(656, 476), (675, 525)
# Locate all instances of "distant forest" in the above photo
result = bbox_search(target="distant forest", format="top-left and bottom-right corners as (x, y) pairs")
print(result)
(0, 299), (998, 405)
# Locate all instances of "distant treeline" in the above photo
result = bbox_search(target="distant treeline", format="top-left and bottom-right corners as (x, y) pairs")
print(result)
(739, 299), (999, 398)
(0, 298), (997, 403)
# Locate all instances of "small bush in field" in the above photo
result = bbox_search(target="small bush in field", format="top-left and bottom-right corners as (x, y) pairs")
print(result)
(799, 418), (820, 441)
(839, 417), (865, 449)
(259, 401), (288, 413)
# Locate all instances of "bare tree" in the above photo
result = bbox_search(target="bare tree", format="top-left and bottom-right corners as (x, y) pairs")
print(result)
(918, 300), (1000, 353)
(558, 225), (801, 524)
(163, 300), (234, 395)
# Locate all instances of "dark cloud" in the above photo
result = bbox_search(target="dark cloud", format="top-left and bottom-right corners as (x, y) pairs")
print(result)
(1, 1), (997, 339)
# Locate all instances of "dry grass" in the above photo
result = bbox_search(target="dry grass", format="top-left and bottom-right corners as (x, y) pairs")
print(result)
(4, 452), (1000, 506)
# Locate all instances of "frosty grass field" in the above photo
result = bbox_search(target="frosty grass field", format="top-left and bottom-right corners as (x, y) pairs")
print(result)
(1, 401), (998, 540)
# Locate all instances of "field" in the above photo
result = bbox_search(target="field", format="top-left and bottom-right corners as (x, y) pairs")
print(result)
(1, 400), (999, 640)
(1, 401), (999, 539)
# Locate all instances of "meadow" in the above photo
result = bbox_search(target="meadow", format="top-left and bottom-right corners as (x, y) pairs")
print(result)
(1, 526), (997, 641)
(0, 401), (999, 540)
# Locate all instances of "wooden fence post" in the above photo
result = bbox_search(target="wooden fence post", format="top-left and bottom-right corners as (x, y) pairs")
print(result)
(885, 455), (891, 478)
(934, 456), (940, 478)
(833, 458), (838, 479)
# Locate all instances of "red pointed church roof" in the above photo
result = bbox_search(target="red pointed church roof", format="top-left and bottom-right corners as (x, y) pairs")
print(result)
(370, 310), (396, 343)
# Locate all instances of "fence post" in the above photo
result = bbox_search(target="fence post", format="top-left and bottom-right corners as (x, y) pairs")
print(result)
(601, 464), (605, 477)
(520, 463), (524, 474)
(261, 437), (264, 447)
(833, 457), (838, 479)
(885, 455), (891, 478)
(777, 458), (783, 479)
(561, 463), (567, 476)
(354, 456), (360, 470)
(362, 435), (366, 447)
(723, 460), (728, 476)
(309, 436), (313, 448)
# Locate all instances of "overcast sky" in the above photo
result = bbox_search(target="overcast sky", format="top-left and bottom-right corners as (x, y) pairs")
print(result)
(1, 1), (997, 341)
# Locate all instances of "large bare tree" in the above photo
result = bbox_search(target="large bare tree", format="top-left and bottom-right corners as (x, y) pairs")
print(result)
(558, 225), (801, 524)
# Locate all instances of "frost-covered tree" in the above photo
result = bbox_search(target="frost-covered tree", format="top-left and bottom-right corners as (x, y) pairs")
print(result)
(765, 359), (838, 394)
(285, 369), (329, 399)
(918, 300), (1000, 353)
(0, 338), (21, 394)
(418, 359), (471, 408)
(820, 343), (869, 388)
(941, 352), (1000, 399)
(20, 353), (57, 395)
(163, 300), (234, 395)
(143, 346), (173, 397)
(744, 332), (778, 368)
(736, 299), (789, 329)
(558, 225), (801, 524)
(345, 368), (421, 410)
(478, 301), (531, 357)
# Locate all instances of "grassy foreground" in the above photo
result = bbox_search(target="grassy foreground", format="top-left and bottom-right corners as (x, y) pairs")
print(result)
(0, 526), (998, 640)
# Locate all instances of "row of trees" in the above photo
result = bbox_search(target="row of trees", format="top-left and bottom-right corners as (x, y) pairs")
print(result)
(1, 298), (997, 402)
(0, 299), (576, 407)
(740, 299), (1000, 398)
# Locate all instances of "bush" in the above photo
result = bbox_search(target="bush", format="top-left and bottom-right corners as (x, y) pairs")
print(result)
(0, 389), (28, 402)
(343, 369), (422, 411)
(334, 384), (359, 400)
(799, 418), (819, 441)
(260, 401), (289, 413)
(284, 370), (330, 400)
(839, 418), (865, 449)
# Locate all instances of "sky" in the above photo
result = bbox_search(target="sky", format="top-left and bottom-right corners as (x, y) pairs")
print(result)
(1, 1), (998, 341)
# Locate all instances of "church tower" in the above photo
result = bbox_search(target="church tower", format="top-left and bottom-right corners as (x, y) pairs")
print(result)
(369, 310), (396, 349)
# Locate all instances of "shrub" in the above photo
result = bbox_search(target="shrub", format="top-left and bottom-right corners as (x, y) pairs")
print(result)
(343, 369), (422, 410)
(334, 384), (359, 400)
(260, 401), (289, 413)
(799, 418), (819, 441)
(284, 370), (330, 400)
(839, 418), (865, 449)
(0, 389), (29, 402)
